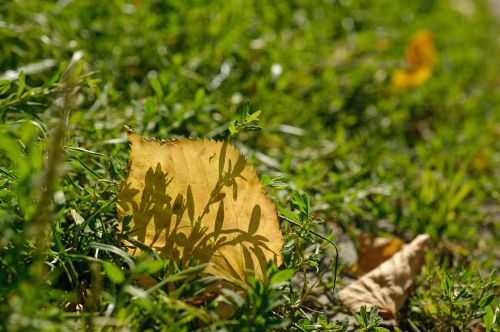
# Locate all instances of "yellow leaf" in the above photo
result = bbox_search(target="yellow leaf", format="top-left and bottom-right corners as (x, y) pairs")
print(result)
(117, 132), (284, 282)
(391, 30), (437, 90)
(353, 233), (403, 276)
(391, 66), (432, 90)
(338, 234), (429, 317)
(405, 30), (437, 68)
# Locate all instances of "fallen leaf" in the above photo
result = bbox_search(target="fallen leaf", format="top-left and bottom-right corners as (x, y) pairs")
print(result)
(117, 131), (284, 282)
(405, 30), (437, 69)
(391, 66), (432, 90)
(338, 234), (429, 317)
(353, 233), (403, 276)
(391, 30), (437, 90)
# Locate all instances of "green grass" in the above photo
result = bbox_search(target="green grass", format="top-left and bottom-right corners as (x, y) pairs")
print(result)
(0, 0), (499, 331)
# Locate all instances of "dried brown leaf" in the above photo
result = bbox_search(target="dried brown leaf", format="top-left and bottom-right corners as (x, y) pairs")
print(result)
(338, 234), (429, 316)
(353, 234), (403, 276)
(117, 132), (284, 281)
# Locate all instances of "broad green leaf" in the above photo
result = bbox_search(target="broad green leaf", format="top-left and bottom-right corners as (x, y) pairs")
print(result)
(103, 262), (125, 284)
(270, 269), (295, 284)
(246, 110), (261, 123)
(134, 259), (165, 275)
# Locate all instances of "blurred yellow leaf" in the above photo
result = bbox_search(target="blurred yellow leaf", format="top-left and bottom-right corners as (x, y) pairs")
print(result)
(392, 66), (432, 90)
(117, 132), (284, 282)
(338, 234), (429, 317)
(405, 30), (437, 68)
(392, 30), (437, 90)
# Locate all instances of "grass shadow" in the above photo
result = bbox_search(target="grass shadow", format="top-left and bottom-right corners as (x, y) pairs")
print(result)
(117, 141), (277, 279)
